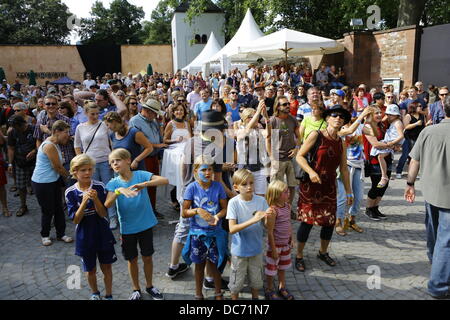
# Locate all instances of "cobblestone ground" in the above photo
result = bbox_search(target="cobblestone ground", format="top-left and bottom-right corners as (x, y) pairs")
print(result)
(0, 163), (432, 300)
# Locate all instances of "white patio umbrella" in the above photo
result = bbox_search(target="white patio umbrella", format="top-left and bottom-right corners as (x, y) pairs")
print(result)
(237, 28), (345, 62)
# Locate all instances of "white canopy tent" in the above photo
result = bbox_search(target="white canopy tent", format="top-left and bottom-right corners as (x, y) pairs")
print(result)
(182, 31), (222, 73)
(208, 9), (264, 67)
(236, 28), (344, 61)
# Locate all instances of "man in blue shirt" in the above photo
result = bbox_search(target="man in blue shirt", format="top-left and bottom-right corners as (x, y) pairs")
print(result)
(399, 86), (427, 118)
(428, 87), (448, 125)
(194, 89), (212, 121)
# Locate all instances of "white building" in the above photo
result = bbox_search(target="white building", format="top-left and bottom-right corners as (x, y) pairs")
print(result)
(171, 1), (225, 73)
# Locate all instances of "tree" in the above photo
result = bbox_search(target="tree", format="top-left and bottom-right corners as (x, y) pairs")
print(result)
(0, 0), (72, 44)
(78, 0), (145, 45)
(397, 0), (427, 27)
(140, 0), (181, 45)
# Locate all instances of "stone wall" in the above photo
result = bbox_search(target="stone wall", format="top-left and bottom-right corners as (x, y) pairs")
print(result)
(0, 45), (173, 85)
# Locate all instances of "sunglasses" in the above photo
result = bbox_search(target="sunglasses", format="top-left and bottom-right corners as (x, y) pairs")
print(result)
(230, 92), (238, 94)
(178, 99), (186, 102)
(45, 102), (57, 106)
(129, 102), (137, 105)
(58, 107), (67, 110)
(439, 93), (448, 96)
(280, 102), (290, 107)
(330, 113), (345, 119)
(386, 96), (394, 98)
(13, 109), (21, 112)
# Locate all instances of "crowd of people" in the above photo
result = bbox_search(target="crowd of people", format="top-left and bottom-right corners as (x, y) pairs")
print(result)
(0, 62), (449, 301)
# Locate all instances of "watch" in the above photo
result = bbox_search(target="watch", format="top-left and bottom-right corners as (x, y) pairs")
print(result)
(406, 181), (415, 186)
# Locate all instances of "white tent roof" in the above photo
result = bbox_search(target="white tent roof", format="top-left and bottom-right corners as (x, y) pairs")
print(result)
(208, 9), (264, 63)
(182, 32), (222, 73)
(236, 28), (345, 58)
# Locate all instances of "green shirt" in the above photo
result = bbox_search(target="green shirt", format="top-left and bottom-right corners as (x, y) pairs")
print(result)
(409, 119), (450, 209)
(301, 116), (327, 142)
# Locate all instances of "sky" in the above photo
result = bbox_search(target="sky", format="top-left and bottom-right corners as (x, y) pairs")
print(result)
(62, 0), (161, 43)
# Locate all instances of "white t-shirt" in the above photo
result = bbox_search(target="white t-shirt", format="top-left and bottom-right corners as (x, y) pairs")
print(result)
(74, 121), (111, 163)
(186, 91), (202, 111)
(83, 79), (96, 89)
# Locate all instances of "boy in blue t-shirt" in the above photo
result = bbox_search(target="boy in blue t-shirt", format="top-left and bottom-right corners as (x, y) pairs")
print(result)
(181, 155), (228, 300)
(105, 148), (168, 300)
(226, 169), (273, 300)
(65, 154), (116, 300)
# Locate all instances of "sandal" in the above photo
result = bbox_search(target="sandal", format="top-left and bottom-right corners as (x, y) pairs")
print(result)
(16, 206), (28, 217)
(278, 288), (295, 300)
(317, 251), (336, 267)
(349, 220), (363, 233)
(335, 225), (347, 236)
(377, 177), (389, 188)
(215, 292), (224, 300)
(295, 257), (306, 272)
(264, 290), (282, 300)
(343, 216), (350, 231)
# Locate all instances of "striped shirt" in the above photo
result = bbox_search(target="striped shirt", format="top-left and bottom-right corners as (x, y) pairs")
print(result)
(272, 204), (292, 246)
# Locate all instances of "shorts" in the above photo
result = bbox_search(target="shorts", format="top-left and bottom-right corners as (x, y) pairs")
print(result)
(121, 227), (154, 261)
(252, 169), (268, 195)
(173, 216), (190, 244)
(270, 160), (298, 187)
(228, 254), (263, 294)
(189, 235), (219, 265)
(80, 249), (117, 272)
(265, 244), (292, 276)
(15, 166), (34, 190)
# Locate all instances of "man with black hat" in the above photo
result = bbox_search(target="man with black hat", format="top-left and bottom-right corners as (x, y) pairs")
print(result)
(129, 98), (168, 216)
(166, 110), (234, 287)
(7, 115), (37, 216)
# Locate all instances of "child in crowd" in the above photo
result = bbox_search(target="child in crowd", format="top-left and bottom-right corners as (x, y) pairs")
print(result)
(65, 154), (116, 300)
(226, 169), (273, 300)
(369, 104), (404, 188)
(104, 148), (168, 300)
(265, 180), (295, 300)
(181, 155), (228, 300)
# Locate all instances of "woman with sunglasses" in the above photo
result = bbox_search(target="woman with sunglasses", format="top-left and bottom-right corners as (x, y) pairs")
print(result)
(123, 96), (139, 123)
(295, 105), (353, 271)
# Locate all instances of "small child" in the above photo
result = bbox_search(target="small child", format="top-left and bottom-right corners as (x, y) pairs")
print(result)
(369, 104), (404, 188)
(265, 180), (295, 300)
(65, 154), (116, 300)
(181, 155), (228, 300)
(104, 148), (169, 300)
(226, 169), (273, 300)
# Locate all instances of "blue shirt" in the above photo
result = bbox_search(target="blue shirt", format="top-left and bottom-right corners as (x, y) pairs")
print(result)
(74, 105), (88, 124)
(31, 140), (62, 183)
(226, 195), (268, 257)
(194, 99), (212, 121)
(226, 103), (241, 122)
(429, 101), (445, 124)
(399, 98), (426, 112)
(99, 105), (117, 120)
(184, 181), (227, 233)
(65, 181), (116, 256)
(106, 170), (158, 234)
(129, 113), (161, 157)
(110, 127), (145, 170)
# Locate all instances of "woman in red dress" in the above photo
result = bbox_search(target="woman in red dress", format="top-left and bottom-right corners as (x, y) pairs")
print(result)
(294, 105), (353, 271)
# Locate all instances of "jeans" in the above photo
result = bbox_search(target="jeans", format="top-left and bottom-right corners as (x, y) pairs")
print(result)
(425, 202), (450, 297)
(396, 139), (410, 174)
(93, 161), (116, 219)
(330, 81), (344, 89)
(337, 167), (364, 219)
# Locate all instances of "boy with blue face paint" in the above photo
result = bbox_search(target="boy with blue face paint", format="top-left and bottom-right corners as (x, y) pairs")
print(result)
(181, 155), (228, 300)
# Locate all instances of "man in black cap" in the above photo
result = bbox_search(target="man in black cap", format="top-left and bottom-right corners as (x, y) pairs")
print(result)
(7, 115), (37, 216)
(166, 110), (234, 288)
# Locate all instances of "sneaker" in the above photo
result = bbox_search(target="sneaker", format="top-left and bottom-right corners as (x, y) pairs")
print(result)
(90, 292), (101, 300)
(129, 290), (142, 300)
(203, 278), (229, 290)
(109, 216), (118, 230)
(146, 286), (164, 300)
(374, 207), (387, 220)
(57, 235), (73, 243)
(42, 237), (52, 246)
(166, 263), (189, 279)
(396, 173), (402, 179)
(104, 295), (113, 300)
(365, 208), (381, 221)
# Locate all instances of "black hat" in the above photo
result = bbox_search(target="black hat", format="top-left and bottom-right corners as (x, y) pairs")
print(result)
(199, 110), (226, 131)
(323, 104), (351, 124)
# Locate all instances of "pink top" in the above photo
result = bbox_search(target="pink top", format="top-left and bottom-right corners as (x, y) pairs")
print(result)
(272, 204), (292, 246)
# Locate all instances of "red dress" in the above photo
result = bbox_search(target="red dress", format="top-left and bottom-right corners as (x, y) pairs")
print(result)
(297, 131), (343, 227)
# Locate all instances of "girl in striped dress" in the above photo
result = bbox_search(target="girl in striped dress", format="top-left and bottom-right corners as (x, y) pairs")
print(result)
(264, 180), (295, 300)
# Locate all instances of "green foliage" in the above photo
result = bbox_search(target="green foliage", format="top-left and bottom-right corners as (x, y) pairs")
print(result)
(140, 0), (181, 44)
(0, 0), (72, 44)
(422, 0), (450, 26)
(79, 0), (145, 45)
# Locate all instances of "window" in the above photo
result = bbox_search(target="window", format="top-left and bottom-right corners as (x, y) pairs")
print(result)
(194, 34), (201, 44)
(201, 34), (208, 44)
